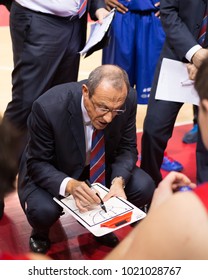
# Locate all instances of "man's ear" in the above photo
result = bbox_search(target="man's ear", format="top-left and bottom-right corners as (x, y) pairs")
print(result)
(82, 84), (89, 98)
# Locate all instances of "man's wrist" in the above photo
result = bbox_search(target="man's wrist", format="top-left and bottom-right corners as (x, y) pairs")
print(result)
(111, 176), (125, 189)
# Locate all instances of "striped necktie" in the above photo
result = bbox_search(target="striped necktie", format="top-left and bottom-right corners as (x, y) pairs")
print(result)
(90, 129), (106, 185)
(78, 0), (87, 18)
(198, 8), (208, 46)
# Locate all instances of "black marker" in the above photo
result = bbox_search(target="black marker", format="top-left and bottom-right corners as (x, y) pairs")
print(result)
(85, 179), (107, 213)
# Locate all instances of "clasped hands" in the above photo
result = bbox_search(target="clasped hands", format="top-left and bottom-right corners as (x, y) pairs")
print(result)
(149, 171), (196, 213)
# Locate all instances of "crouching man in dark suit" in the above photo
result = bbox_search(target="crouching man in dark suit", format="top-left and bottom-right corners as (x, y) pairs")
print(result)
(18, 65), (155, 254)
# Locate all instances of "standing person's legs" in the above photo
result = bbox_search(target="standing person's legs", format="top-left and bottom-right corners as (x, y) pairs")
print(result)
(4, 2), (83, 150)
(140, 71), (183, 185)
(193, 105), (199, 125)
(182, 105), (198, 144)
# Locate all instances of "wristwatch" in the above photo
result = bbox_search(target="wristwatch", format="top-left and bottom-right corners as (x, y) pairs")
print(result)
(111, 176), (125, 189)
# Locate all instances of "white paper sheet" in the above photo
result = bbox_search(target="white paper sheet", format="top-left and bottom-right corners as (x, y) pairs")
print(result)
(155, 58), (199, 106)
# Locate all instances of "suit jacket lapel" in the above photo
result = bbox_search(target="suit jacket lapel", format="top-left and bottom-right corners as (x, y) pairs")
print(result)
(67, 92), (86, 162)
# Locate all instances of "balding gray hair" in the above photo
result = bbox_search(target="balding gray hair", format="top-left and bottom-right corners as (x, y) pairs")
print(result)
(86, 65), (130, 97)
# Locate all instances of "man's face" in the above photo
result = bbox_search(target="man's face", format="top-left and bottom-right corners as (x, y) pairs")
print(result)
(83, 80), (127, 130)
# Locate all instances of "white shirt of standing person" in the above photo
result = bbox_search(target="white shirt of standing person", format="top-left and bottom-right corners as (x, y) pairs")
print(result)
(15, 0), (84, 17)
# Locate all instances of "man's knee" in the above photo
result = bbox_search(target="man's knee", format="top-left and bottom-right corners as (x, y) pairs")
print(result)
(126, 167), (155, 207)
(141, 174), (155, 203)
(25, 200), (62, 229)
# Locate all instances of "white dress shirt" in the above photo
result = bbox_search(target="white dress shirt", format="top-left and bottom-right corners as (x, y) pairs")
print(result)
(15, 0), (84, 16)
(185, 45), (202, 62)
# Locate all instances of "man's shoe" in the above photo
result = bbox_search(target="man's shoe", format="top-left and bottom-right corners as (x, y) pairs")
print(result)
(0, 200), (5, 220)
(29, 233), (51, 254)
(182, 124), (198, 144)
(161, 153), (183, 172)
(94, 232), (119, 247)
(139, 153), (183, 172)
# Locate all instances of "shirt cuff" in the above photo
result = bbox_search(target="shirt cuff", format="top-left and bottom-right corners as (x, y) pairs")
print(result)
(60, 177), (71, 197)
(185, 45), (202, 62)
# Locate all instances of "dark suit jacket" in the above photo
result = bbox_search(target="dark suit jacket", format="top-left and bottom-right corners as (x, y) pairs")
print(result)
(18, 81), (138, 204)
(151, 0), (207, 91)
(161, 0), (207, 59)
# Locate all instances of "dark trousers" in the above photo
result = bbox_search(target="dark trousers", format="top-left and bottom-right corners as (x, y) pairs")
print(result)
(3, 1), (86, 150)
(193, 105), (198, 125)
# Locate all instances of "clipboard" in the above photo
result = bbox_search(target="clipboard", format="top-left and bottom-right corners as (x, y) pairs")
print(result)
(53, 183), (146, 236)
(155, 58), (199, 105)
(79, 8), (116, 58)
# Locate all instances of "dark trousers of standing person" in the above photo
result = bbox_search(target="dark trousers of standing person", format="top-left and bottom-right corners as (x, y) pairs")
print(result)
(193, 105), (198, 125)
(3, 1), (86, 155)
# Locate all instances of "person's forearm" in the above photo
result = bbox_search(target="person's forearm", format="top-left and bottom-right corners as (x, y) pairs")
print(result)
(105, 191), (208, 259)
(105, 0), (128, 13)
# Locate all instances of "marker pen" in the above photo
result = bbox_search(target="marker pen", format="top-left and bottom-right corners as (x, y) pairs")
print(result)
(85, 179), (107, 213)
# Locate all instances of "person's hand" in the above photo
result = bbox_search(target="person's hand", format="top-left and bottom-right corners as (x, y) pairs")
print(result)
(95, 8), (110, 24)
(66, 179), (101, 212)
(186, 63), (198, 80)
(154, 2), (160, 18)
(149, 171), (196, 212)
(105, 0), (128, 14)
(103, 177), (127, 201)
(192, 48), (208, 68)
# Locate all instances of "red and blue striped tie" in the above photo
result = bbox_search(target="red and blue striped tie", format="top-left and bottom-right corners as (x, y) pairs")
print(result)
(78, 0), (87, 18)
(198, 9), (208, 46)
(90, 129), (106, 185)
